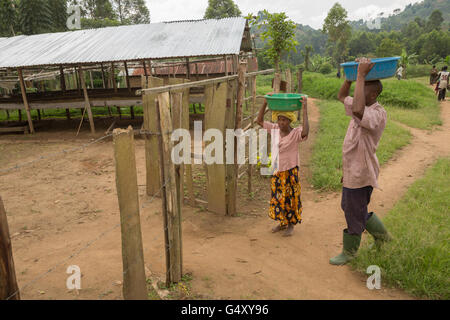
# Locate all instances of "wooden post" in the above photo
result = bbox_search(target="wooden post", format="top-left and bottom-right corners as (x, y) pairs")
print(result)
(75, 67), (81, 94)
(185, 58), (191, 80)
(89, 70), (94, 89)
(297, 68), (303, 93)
(285, 68), (292, 93)
(111, 62), (117, 93)
(0, 196), (20, 300)
(142, 60), (148, 88)
(143, 77), (164, 196)
(273, 72), (281, 93)
(112, 127), (148, 300)
(248, 75), (257, 194)
(224, 55), (228, 76)
(78, 66), (96, 134)
(18, 109), (22, 122)
(195, 63), (199, 81)
(66, 108), (71, 121)
(225, 79), (237, 216)
(157, 92), (183, 285)
(124, 61), (131, 93)
(59, 66), (66, 92)
(101, 63), (107, 88)
(17, 68), (34, 134)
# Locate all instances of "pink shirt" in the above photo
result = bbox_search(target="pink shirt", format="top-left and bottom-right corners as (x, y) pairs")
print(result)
(343, 96), (387, 189)
(262, 122), (306, 172)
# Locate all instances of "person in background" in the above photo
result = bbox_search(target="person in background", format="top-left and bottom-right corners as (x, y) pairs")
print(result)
(430, 65), (438, 85)
(396, 65), (403, 80)
(437, 66), (449, 101)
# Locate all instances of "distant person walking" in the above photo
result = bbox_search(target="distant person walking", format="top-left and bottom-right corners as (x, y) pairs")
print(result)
(430, 65), (439, 85)
(437, 66), (449, 101)
(396, 65), (403, 80)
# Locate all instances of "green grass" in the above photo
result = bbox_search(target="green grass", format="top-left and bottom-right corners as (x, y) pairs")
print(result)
(310, 100), (411, 191)
(351, 158), (450, 300)
(301, 72), (441, 130)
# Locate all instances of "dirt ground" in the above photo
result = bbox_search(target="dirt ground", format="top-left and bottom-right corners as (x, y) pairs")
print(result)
(1, 96), (449, 300)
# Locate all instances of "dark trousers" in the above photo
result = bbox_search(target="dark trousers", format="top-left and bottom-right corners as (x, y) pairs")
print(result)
(341, 186), (373, 235)
(438, 88), (446, 101)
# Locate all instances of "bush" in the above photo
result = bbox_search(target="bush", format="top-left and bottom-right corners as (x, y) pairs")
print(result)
(319, 62), (333, 74)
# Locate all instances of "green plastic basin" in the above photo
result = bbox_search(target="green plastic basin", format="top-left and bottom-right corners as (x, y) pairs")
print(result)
(264, 93), (307, 111)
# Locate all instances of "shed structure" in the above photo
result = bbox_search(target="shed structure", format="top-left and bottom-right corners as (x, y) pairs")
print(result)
(0, 17), (253, 134)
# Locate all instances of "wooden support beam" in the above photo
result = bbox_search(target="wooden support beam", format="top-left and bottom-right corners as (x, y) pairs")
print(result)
(101, 63), (107, 89)
(148, 60), (152, 76)
(142, 60), (148, 88)
(111, 62), (117, 93)
(0, 195), (20, 300)
(195, 63), (199, 81)
(185, 58), (191, 80)
(224, 55), (228, 76)
(225, 79), (237, 216)
(17, 68), (34, 133)
(59, 65), (66, 92)
(112, 127), (147, 300)
(248, 75), (257, 194)
(78, 65), (96, 134)
(143, 77), (164, 196)
(124, 61), (131, 93)
(89, 70), (94, 89)
(156, 92), (183, 285)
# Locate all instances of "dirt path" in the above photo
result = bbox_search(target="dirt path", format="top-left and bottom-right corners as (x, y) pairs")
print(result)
(1, 99), (449, 300)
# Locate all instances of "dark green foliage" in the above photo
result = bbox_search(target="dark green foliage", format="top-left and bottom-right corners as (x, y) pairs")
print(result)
(18, 0), (53, 35)
(204, 0), (241, 19)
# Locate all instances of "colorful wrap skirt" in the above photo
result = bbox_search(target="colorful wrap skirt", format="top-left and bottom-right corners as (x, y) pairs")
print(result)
(269, 166), (302, 226)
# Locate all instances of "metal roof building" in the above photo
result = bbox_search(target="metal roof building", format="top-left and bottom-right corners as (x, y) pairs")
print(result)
(0, 17), (252, 69)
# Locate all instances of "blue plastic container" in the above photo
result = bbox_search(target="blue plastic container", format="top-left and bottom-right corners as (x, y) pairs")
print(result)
(341, 57), (401, 81)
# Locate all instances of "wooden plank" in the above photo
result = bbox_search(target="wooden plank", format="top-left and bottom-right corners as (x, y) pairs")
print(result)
(225, 79), (237, 216)
(204, 82), (228, 215)
(157, 92), (183, 284)
(141, 70), (274, 96)
(59, 66), (66, 92)
(112, 127), (147, 300)
(17, 68), (34, 134)
(111, 62), (117, 93)
(181, 81), (195, 207)
(0, 195), (20, 300)
(248, 75), (257, 194)
(143, 76), (164, 196)
(78, 66), (96, 134)
(124, 61), (131, 93)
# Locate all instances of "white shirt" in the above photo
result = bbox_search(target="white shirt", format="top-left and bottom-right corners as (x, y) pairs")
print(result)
(438, 71), (449, 89)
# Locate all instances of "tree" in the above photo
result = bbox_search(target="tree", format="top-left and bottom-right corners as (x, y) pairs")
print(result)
(204, 0), (241, 19)
(322, 3), (351, 70)
(301, 45), (313, 71)
(426, 10), (444, 32)
(250, 10), (298, 72)
(399, 48), (418, 79)
(48, 0), (68, 32)
(112, 0), (150, 24)
(375, 38), (402, 57)
(0, 0), (17, 36)
(18, 0), (53, 35)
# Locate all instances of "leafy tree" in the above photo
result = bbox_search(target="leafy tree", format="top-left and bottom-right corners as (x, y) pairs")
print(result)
(18, 0), (53, 35)
(48, 0), (68, 32)
(399, 49), (418, 79)
(322, 3), (351, 69)
(0, 0), (17, 36)
(375, 38), (402, 57)
(112, 0), (149, 24)
(301, 45), (313, 71)
(249, 10), (297, 72)
(204, 0), (241, 19)
(426, 10), (444, 32)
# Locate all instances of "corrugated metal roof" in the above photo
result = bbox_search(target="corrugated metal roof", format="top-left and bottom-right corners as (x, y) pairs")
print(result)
(0, 17), (250, 69)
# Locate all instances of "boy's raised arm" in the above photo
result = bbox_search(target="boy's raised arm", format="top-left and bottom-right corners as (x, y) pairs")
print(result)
(338, 80), (352, 103)
(352, 57), (374, 120)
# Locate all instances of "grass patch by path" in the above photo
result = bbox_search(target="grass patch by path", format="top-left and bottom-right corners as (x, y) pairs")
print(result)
(310, 100), (411, 191)
(351, 158), (450, 300)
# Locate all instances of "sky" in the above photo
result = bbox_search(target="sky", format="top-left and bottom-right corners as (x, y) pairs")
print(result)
(145, 0), (423, 29)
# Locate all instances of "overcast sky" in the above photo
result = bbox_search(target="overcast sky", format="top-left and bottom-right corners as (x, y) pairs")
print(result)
(145, 0), (423, 29)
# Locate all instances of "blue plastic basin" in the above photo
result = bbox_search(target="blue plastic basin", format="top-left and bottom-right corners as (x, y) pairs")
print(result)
(341, 57), (401, 81)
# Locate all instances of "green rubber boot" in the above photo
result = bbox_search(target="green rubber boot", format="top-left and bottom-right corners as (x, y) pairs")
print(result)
(329, 229), (361, 266)
(365, 212), (392, 247)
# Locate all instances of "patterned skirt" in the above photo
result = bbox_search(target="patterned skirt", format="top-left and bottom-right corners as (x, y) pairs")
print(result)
(269, 166), (302, 226)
